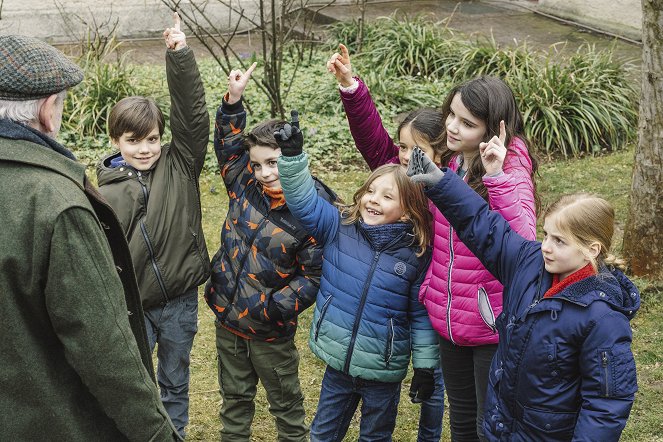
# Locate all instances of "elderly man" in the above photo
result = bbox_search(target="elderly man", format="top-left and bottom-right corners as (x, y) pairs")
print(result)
(0, 35), (181, 441)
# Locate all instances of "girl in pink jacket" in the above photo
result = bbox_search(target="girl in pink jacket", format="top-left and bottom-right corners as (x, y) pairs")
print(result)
(328, 44), (539, 442)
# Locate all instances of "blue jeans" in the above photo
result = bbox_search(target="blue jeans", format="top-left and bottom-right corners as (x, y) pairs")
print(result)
(144, 289), (198, 439)
(418, 366), (445, 442)
(311, 366), (401, 442)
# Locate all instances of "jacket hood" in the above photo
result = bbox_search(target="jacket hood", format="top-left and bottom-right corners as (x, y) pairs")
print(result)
(97, 151), (154, 186)
(560, 267), (640, 320)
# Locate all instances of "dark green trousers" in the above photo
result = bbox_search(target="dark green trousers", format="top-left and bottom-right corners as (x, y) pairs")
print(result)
(215, 325), (308, 441)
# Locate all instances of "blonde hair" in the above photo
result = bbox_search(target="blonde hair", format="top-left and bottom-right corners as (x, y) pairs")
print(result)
(543, 193), (626, 271)
(339, 164), (432, 256)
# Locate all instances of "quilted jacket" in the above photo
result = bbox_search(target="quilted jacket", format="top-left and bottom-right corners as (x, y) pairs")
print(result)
(205, 98), (333, 341)
(278, 152), (439, 383)
(340, 77), (537, 346)
(426, 171), (639, 441)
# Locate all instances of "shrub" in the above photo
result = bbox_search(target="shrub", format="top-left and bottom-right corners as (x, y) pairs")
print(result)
(62, 33), (137, 139)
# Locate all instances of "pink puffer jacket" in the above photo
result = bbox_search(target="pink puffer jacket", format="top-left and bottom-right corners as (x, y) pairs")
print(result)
(340, 77), (537, 346)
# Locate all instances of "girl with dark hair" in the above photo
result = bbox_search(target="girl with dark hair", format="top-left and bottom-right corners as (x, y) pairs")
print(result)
(327, 44), (538, 441)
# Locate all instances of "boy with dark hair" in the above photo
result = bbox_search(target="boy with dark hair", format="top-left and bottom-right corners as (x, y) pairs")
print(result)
(205, 63), (334, 441)
(96, 13), (210, 438)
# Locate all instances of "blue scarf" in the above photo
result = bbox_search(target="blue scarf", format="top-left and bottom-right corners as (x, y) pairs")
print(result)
(359, 221), (410, 251)
(0, 118), (76, 161)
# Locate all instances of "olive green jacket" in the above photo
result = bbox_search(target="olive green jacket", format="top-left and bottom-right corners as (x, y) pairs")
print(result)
(97, 47), (210, 309)
(0, 129), (180, 441)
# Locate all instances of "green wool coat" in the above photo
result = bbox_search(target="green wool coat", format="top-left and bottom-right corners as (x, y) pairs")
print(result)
(0, 136), (180, 441)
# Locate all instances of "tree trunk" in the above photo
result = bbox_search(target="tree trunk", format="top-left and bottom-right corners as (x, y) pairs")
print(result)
(623, 0), (663, 278)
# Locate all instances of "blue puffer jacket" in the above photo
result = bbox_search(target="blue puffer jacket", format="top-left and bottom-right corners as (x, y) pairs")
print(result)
(278, 153), (439, 383)
(425, 171), (639, 442)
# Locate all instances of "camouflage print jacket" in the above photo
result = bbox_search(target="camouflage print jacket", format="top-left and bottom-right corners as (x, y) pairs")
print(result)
(205, 98), (334, 341)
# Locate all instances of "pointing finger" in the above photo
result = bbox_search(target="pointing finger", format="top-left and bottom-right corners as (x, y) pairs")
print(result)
(173, 12), (181, 32)
(339, 43), (350, 61)
(245, 61), (258, 78)
(499, 120), (506, 145)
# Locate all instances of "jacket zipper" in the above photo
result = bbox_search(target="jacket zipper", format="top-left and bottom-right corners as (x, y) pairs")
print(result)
(136, 172), (169, 303)
(385, 317), (394, 367)
(343, 250), (381, 374)
(446, 225), (456, 344)
(140, 221), (169, 303)
(601, 351), (610, 397)
(314, 295), (333, 341)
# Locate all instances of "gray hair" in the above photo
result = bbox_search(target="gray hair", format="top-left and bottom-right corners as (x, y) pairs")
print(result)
(0, 90), (67, 125)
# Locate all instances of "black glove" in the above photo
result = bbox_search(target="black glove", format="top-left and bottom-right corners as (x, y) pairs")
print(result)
(406, 147), (444, 188)
(409, 368), (435, 403)
(274, 110), (303, 157)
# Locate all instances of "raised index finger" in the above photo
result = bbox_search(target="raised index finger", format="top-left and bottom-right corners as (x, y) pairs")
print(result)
(499, 120), (506, 145)
(339, 43), (350, 63)
(245, 61), (258, 78)
(173, 12), (181, 32)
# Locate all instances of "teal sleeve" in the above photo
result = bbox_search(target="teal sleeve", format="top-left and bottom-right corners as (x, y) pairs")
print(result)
(277, 152), (340, 246)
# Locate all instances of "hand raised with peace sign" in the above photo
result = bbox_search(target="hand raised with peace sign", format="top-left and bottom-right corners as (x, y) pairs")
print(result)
(163, 12), (187, 51)
(326, 43), (353, 88)
(479, 120), (508, 176)
(227, 62), (257, 105)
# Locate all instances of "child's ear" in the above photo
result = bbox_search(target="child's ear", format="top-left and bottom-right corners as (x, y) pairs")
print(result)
(588, 242), (601, 259)
(110, 138), (119, 148)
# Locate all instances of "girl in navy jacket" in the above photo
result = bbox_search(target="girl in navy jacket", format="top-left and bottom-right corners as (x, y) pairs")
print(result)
(406, 145), (639, 441)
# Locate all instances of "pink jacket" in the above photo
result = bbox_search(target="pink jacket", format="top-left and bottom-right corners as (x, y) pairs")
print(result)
(340, 77), (537, 346)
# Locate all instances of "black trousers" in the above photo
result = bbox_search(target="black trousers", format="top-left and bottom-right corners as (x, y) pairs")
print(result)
(439, 337), (498, 442)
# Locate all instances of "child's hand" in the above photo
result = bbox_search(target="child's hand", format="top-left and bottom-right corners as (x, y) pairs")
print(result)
(409, 368), (435, 403)
(326, 43), (353, 88)
(227, 62), (257, 105)
(274, 110), (304, 157)
(163, 12), (187, 51)
(479, 120), (507, 176)
(407, 147), (444, 187)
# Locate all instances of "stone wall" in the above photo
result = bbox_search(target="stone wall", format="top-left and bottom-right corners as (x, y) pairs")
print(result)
(0, 0), (353, 43)
(538, 0), (642, 41)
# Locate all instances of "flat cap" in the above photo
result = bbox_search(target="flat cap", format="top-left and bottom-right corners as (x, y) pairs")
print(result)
(0, 35), (84, 101)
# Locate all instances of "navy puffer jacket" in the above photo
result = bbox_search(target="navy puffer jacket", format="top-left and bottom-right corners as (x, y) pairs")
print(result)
(278, 153), (439, 383)
(425, 171), (639, 442)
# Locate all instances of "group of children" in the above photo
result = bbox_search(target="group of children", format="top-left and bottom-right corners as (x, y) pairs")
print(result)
(101, 15), (639, 442)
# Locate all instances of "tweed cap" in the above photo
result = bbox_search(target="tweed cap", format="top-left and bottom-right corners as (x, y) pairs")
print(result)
(0, 35), (84, 101)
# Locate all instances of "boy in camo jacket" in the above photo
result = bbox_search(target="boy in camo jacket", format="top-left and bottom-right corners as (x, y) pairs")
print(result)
(204, 63), (334, 441)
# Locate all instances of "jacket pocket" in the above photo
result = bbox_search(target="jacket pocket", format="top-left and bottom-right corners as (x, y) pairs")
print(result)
(478, 287), (497, 333)
(384, 317), (395, 367)
(519, 403), (577, 439)
(599, 343), (638, 398)
(314, 294), (333, 341)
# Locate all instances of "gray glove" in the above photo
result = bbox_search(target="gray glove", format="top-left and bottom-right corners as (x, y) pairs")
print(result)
(406, 147), (444, 187)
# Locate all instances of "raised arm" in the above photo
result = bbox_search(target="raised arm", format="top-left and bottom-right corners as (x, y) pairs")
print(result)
(213, 63), (257, 191)
(407, 147), (530, 285)
(327, 44), (399, 169)
(275, 114), (340, 245)
(164, 12), (210, 177)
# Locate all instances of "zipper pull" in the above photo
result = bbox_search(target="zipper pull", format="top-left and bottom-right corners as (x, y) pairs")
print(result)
(602, 351), (608, 367)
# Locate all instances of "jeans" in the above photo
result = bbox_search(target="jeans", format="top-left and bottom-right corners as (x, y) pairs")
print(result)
(417, 366), (445, 442)
(215, 325), (307, 442)
(310, 365), (401, 442)
(144, 288), (198, 439)
(439, 338), (497, 442)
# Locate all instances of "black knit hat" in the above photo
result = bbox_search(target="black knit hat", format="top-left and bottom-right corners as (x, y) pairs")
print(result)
(0, 35), (84, 101)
